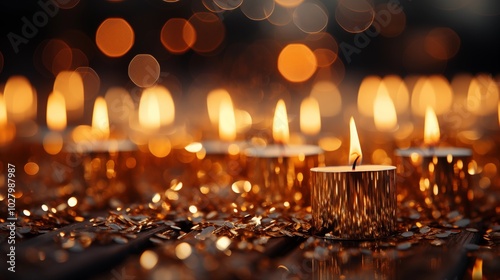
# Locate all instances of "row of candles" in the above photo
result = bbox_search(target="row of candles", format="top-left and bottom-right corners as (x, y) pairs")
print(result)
(0, 74), (480, 240)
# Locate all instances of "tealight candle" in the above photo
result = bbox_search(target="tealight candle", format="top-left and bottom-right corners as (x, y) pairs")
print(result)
(311, 117), (396, 240)
(245, 99), (324, 207)
(395, 107), (472, 218)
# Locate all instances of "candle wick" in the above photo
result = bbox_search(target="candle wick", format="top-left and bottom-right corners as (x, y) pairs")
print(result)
(352, 154), (360, 170)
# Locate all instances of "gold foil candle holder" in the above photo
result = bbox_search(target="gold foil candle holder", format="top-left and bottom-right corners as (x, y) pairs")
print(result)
(311, 166), (396, 240)
(245, 145), (324, 207)
(395, 147), (472, 218)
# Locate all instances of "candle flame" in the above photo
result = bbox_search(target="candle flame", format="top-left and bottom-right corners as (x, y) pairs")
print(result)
(207, 89), (231, 127)
(218, 97), (236, 141)
(92, 97), (110, 140)
(300, 97), (321, 135)
(373, 82), (397, 131)
(471, 258), (483, 280)
(46, 91), (67, 131)
(273, 99), (289, 144)
(349, 117), (362, 167)
(424, 106), (440, 146)
(4, 75), (36, 122)
(138, 89), (161, 131)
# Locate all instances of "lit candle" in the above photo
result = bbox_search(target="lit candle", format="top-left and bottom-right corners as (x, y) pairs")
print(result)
(245, 99), (324, 208)
(395, 107), (472, 218)
(68, 97), (136, 208)
(310, 117), (396, 240)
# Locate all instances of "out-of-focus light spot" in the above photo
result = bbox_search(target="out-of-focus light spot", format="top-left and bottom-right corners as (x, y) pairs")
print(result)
(425, 28), (461, 60)
(4, 76), (36, 122)
(149, 137), (171, 158)
(189, 205), (198, 214)
(358, 76), (381, 117)
(374, 82), (398, 132)
(377, 4), (406, 38)
(38, 39), (72, 76)
(67, 197), (78, 207)
(318, 137), (342, 152)
(411, 76), (452, 116)
(218, 96), (236, 141)
(96, 18), (134, 57)
(91, 97), (110, 140)
(175, 243), (192, 260)
(240, 0), (275, 20)
(336, 0), (375, 33)
(278, 44), (317, 83)
(43, 132), (64, 155)
(293, 2), (328, 34)
(231, 180), (252, 193)
(300, 97), (321, 135)
(140, 250), (158, 270)
(372, 149), (390, 165)
(170, 180), (183, 191)
(467, 74), (499, 116)
(267, 4), (293, 26)
(53, 71), (84, 120)
(128, 54), (160, 88)
(152, 193), (161, 203)
(76, 67), (101, 101)
(185, 142), (203, 153)
(161, 18), (196, 54)
(310, 80), (341, 117)
(382, 75), (409, 113)
(188, 13), (225, 54)
(214, 0), (243, 10)
(46, 91), (67, 131)
(276, 0), (303, 8)
(235, 109), (252, 133)
(141, 85), (175, 128)
(104, 87), (134, 126)
(24, 162), (39, 176)
(313, 49), (337, 67)
(23, 210), (31, 216)
(216, 236), (231, 251)
(41, 204), (49, 211)
(207, 89), (231, 127)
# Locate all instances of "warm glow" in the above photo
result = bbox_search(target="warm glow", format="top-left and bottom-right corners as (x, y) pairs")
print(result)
(277, 43), (317, 83)
(185, 142), (203, 153)
(471, 258), (483, 280)
(349, 117), (362, 166)
(147, 85), (175, 126)
(207, 89), (231, 127)
(424, 106), (440, 146)
(138, 89), (160, 131)
(300, 97), (321, 135)
(53, 71), (84, 120)
(358, 76), (381, 117)
(160, 18), (196, 54)
(273, 99), (289, 144)
(3, 76), (36, 122)
(92, 97), (110, 140)
(467, 75), (499, 116)
(96, 18), (134, 57)
(46, 92), (67, 131)
(373, 82), (398, 131)
(43, 132), (63, 155)
(218, 97), (236, 141)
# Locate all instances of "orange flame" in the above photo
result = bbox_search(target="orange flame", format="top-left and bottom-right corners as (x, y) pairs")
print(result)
(92, 97), (110, 140)
(349, 117), (362, 167)
(46, 92), (67, 131)
(424, 106), (440, 146)
(300, 97), (321, 135)
(374, 82), (397, 131)
(218, 97), (236, 141)
(273, 99), (289, 144)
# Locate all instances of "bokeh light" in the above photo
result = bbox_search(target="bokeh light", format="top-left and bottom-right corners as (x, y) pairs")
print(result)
(104, 87), (134, 126)
(411, 76), (453, 116)
(188, 12), (225, 54)
(310, 80), (342, 117)
(240, 0), (275, 21)
(214, 0), (243, 10)
(300, 97), (321, 135)
(160, 18), (196, 54)
(358, 75), (381, 117)
(293, 2), (328, 34)
(96, 18), (134, 57)
(467, 74), (499, 116)
(277, 44), (317, 83)
(128, 54), (160, 88)
(382, 75), (409, 113)
(336, 0), (375, 33)
(377, 3), (406, 38)
(53, 71), (84, 120)
(3, 76), (37, 122)
(425, 27), (461, 60)
(275, 0), (303, 8)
